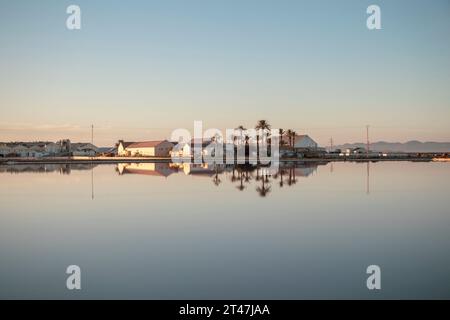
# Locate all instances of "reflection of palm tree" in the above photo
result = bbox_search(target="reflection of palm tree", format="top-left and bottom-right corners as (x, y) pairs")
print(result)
(231, 167), (237, 183)
(213, 167), (221, 186)
(292, 166), (297, 185)
(279, 169), (284, 187)
(255, 166), (261, 181)
(236, 172), (246, 191)
(288, 167), (293, 186)
(256, 176), (271, 197)
(244, 170), (251, 183)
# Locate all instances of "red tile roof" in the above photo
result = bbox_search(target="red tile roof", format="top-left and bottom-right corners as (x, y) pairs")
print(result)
(120, 141), (135, 148)
(126, 140), (171, 149)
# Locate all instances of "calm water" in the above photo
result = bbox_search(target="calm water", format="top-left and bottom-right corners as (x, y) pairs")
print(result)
(0, 161), (449, 299)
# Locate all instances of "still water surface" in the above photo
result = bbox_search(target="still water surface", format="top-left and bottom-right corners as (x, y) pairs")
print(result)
(0, 161), (449, 299)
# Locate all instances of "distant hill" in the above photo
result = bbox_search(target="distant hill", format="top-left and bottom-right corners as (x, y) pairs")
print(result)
(335, 141), (450, 153)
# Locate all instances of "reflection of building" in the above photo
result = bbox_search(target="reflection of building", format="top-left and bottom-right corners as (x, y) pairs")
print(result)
(116, 163), (177, 177)
(169, 162), (223, 176)
(0, 163), (97, 174)
(294, 165), (317, 177)
(182, 163), (218, 176)
(117, 140), (174, 157)
(277, 162), (322, 178)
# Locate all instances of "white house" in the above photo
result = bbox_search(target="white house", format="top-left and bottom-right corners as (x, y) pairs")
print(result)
(282, 134), (318, 149)
(292, 135), (318, 149)
(118, 140), (174, 157)
(44, 142), (61, 155)
(171, 139), (214, 158)
(11, 145), (30, 157)
(71, 143), (99, 156)
(343, 147), (366, 156)
(0, 144), (11, 157)
(117, 141), (133, 156)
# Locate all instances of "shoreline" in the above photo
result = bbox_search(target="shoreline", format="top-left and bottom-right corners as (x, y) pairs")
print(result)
(0, 156), (440, 165)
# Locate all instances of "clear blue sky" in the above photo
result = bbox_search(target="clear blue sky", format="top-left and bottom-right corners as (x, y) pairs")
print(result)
(1, 0), (449, 146)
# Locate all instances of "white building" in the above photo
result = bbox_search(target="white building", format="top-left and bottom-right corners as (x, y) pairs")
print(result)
(0, 140), (98, 158)
(170, 139), (213, 158)
(292, 135), (318, 149)
(343, 147), (366, 156)
(117, 140), (174, 157)
(281, 134), (319, 150)
(71, 143), (99, 156)
(0, 144), (11, 157)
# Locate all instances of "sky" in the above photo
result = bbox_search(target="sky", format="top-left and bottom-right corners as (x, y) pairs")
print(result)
(0, 0), (449, 146)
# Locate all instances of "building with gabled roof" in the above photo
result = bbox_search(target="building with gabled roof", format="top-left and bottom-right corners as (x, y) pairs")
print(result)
(282, 134), (319, 149)
(117, 140), (174, 157)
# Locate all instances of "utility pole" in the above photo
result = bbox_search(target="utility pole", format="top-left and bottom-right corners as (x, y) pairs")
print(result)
(91, 124), (94, 145)
(366, 162), (370, 195)
(330, 137), (334, 152)
(91, 166), (94, 200)
(366, 125), (370, 158)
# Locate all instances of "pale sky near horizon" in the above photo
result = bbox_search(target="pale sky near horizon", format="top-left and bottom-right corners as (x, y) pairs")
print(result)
(1, 0), (449, 146)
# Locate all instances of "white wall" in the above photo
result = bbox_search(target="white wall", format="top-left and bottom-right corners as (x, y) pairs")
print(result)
(294, 136), (318, 149)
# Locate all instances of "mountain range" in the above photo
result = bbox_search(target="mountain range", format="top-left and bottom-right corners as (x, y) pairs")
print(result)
(335, 141), (450, 153)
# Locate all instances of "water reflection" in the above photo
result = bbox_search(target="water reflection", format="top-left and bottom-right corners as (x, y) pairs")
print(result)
(114, 162), (328, 197)
(0, 163), (97, 174)
(1, 161), (449, 299)
(0, 162), (328, 198)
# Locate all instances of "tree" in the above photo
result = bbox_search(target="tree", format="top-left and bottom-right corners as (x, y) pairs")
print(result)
(286, 129), (293, 147)
(278, 128), (286, 148)
(255, 120), (271, 159)
(234, 125), (246, 146)
(290, 130), (297, 148)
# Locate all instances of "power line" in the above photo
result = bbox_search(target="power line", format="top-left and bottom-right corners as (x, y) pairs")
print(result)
(366, 125), (370, 157)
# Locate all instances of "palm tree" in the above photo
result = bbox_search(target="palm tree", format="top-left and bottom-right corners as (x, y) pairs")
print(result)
(290, 130), (297, 148)
(234, 125), (246, 146)
(286, 129), (293, 147)
(255, 120), (271, 159)
(278, 128), (285, 144)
